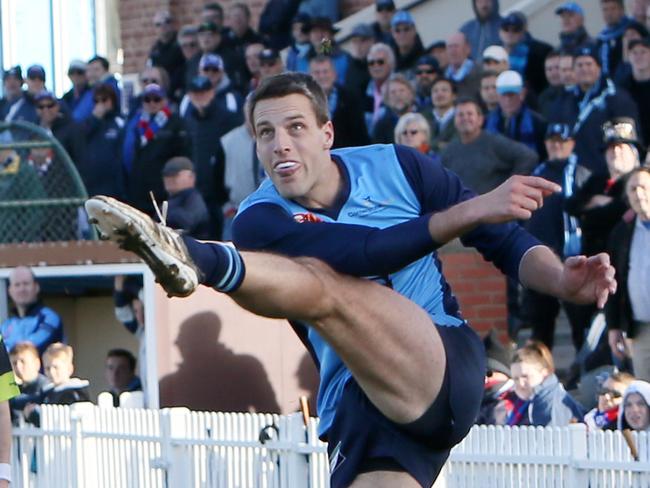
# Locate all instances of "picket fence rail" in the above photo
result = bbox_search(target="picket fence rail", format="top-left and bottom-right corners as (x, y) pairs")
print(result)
(8, 404), (650, 488)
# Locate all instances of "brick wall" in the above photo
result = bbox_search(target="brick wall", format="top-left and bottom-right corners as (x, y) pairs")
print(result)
(439, 247), (507, 338)
(119, 0), (374, 74)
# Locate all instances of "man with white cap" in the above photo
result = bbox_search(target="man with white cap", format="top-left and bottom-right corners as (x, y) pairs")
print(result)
(482, 45), (509, 74)
(556, 2), (594, 53)
(485, 70), (547, 159)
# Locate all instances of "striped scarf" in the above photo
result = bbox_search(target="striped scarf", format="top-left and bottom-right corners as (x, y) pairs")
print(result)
(137, 106), (171, 147)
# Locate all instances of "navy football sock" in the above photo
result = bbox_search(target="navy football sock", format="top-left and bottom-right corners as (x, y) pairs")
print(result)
(181, 236), (246, 292)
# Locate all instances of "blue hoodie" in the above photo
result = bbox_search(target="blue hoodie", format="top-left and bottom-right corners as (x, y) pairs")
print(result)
(460, 0), (503, 61)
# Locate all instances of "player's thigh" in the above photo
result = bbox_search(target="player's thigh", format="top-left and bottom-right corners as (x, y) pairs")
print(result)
(304, 260), (447, 422)
(348, 470), (421, 488)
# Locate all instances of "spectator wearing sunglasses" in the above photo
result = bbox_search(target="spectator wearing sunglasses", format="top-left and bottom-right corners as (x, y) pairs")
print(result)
(123, 84), (189, 216)
(394, 112), (432, 156)
(61, 60), (89, 114)
(35, 90), (85, 168)
(388, 11), (424, 74)
(364, 43), (395, 137)
(79, 83), (126, 199)
(584, 371), (633, 430)
(148, 10), (185, 103)
(413, 56), (440, 110)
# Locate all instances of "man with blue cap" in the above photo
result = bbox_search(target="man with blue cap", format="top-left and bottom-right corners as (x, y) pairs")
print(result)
(556, 2), (594, 53)
(389, 10), (425, 73)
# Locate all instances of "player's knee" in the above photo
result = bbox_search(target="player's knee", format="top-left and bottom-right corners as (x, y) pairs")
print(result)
(294, 257), (339, 320)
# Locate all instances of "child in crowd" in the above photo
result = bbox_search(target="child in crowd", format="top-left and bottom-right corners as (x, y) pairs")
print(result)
(501, 341), (584, 426)
(8, 342), (48, 423)
(23, 342), (90, 426)
(618, 380), (650, 432)
(584, 371), (634, 430)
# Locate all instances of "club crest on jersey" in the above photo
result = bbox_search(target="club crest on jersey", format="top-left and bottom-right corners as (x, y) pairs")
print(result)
(294, 212), (323, 223)
(347, 195), (392, 218)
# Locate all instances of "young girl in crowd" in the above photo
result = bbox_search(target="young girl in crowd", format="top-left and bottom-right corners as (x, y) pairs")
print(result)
(501, 341), (584, 426)
(618, 380), (650, 431)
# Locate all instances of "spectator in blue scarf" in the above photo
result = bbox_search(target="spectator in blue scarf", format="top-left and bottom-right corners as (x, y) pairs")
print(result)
(597, 0), (633, 77)
(485, 70), (547, 159)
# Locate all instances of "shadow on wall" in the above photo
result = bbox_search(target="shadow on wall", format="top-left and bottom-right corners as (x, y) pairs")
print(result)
(295, 352), (320, 415)
(159, 311), (281, 413)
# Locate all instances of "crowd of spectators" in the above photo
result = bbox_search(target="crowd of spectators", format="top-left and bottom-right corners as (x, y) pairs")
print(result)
(0, 0), (648, 431)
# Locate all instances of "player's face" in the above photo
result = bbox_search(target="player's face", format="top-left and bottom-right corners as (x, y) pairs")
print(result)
(624, 393), (650, 430)
(253, 93), (335, 206)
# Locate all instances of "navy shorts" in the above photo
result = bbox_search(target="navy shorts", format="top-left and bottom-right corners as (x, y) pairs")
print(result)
(324, 323), (485, 488)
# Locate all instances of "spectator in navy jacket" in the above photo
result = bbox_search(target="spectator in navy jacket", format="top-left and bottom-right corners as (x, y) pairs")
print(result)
(80, 83), (125, 198)
(162, 157), (211, 240)
(0, 266), (64, 355)
(0, 66), (38, 124)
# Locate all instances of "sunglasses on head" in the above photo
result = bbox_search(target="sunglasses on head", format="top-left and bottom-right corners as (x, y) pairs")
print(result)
(37, 102), (56, 110)
(368, 59), (386, 66)
(416, 68), (435, 75)
(143, 96), (162, 103)
(402, 129), (420, 136)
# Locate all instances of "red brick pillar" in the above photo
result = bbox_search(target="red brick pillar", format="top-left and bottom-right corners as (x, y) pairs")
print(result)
(438, 241), (508, 338)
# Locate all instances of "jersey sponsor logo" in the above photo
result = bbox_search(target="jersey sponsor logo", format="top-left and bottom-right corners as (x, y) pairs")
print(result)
(293, 212), (324, 223)
(347, 196), (393, 218)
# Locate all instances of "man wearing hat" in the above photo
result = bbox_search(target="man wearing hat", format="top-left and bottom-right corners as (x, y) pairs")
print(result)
(0, 67), (38, 125)
(413, 56), (440, 110)
(460, 0), (504, 62)
(482, 45), (509, 74)
(556, 2), (594, 53)
(427, 40), (449, 73)
(125, 83), (189, 216)
(568, 117), (643, 257)
(521, 123), (593, 352)
(485, 70), (547, 158)
(372, 0), (395, 44)
(295, 17), (351, 86)
(345, 24), (374, 100)
(258, 48), (285, 80)
(551, 45), (639, 175)
(499, 12), (553, 96)
(61, 60), (89, 114)
(285, 13), (312, 73)
(35, 91), (85, 168)
(389, 10), (425, 73)
(162, 156), (211, 240)
(618, 38), (650, 152)
(183, 74), (242, 239)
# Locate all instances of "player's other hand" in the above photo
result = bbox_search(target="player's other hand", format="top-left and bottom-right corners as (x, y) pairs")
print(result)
(476, 175), (561, 224)
(560, 254), (617, 308)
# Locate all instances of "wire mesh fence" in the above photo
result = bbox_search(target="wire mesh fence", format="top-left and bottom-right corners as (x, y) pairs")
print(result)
(0, 121), (95, 243)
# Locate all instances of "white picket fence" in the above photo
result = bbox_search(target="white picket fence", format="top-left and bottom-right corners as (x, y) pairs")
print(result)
(9, 404), (650, 488)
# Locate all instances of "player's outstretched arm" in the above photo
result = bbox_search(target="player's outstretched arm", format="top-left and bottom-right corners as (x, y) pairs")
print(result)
(427, 175), (561, 245)
(518, 246), (617, 308)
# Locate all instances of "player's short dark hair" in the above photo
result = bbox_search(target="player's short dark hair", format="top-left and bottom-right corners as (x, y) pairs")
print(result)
(107, 348), (137, 372)
(88, 55), (109, 71)
(545, 49), (562, 61)
(247, 72), (330, 134)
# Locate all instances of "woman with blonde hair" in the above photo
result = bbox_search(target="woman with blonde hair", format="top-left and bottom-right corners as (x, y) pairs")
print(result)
(394, 112), (432, 155)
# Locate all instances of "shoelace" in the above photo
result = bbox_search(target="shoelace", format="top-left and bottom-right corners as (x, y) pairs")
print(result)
(149, 191), (168, 226)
